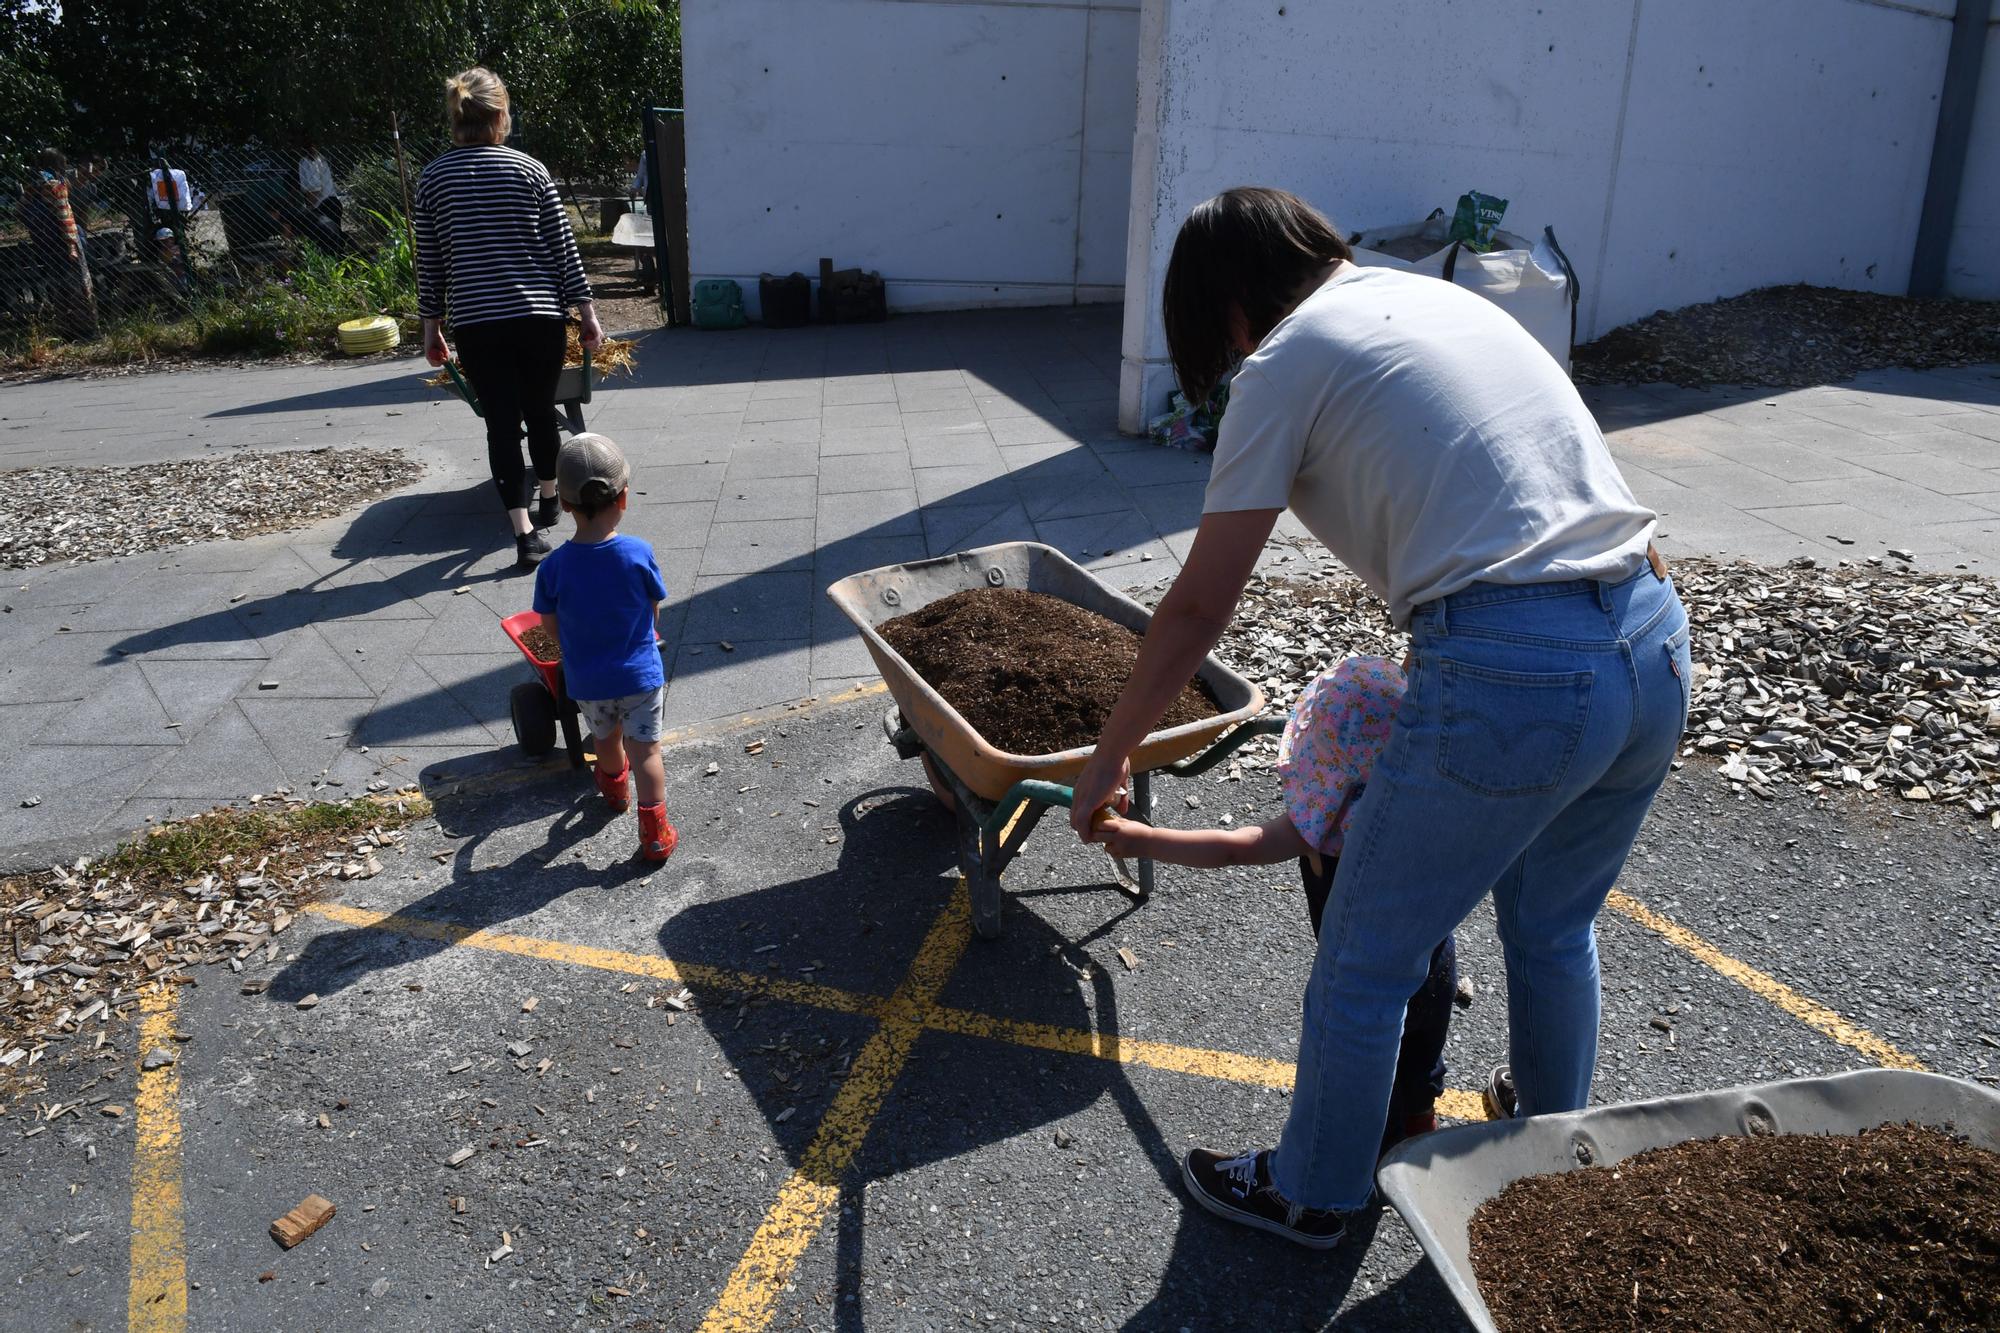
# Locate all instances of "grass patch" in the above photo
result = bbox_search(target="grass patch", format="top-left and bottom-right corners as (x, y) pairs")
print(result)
(90, 794), (427, 887)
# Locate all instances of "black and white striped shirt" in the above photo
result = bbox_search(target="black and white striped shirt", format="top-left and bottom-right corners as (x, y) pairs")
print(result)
(413, 145), (591, 327)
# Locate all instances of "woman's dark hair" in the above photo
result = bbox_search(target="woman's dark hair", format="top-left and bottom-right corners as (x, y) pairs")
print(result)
(36, 147), (67, 177)
(1161, 187), (1351, 405)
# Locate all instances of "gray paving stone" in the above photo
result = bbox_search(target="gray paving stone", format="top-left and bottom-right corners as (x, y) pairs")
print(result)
(238, 695), (366, 788)
(1913, 516), (2000, 562)
(809, 632), (877, 682)
(1871, 423), (2000, 470)
(698, 518), (815, 574)
(1853, 452), (2000, 497)
(1127, 480), (1206, 542)
(1097, 447), (1212, 488)
(1012, 455), (1128, 521)
(630, 462), (728, 503)
(819, 427), (909, 458)
(145, 703), (290, 799)
(821, 377), (897, 407)
(352, 658), (497, 750)
(1746, 503), (1971, 557)
(1037, 507), (1173, 573)
(741, 398), (821, 424)
(239, 627), (375, 698)
(620, 499), (716, 552)
(821, 402), (904, 431)
(922, 501), (1039, 557)
(724, 442), (820, 480)
(413, 652), (522, 739)
(716, 476), (820, 522)
(905, 432), (1002, 470)
(914, 462), (1011, 509)
(736, 420), (822, 448)
(899, 407), (986, 437)
(817, 454), (915, 496)
(663, 638), (811, 728)
(817, 490), (922, 542)
(684, 571), (816, 642)
(0, 745), (168, 847)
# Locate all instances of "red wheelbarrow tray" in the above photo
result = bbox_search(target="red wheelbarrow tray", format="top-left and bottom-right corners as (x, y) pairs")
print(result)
(500, 610), (662, 696)
(824, 542), (1268, 804)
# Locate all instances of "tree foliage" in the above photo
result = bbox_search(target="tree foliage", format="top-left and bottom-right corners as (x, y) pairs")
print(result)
(23, 0), (679, 183)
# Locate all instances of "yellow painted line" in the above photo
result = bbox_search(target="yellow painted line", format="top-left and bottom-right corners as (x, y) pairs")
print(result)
(129, 985), (188, 1332)
(303, 902), (886, 1018)
(923, 1007), (1488, 1122)
(698, 882), (973, 1333)
(1606, 889), (1924, 1071)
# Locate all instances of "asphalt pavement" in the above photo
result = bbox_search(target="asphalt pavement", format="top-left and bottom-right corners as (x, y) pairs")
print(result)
(3, 688), (1992, 1332)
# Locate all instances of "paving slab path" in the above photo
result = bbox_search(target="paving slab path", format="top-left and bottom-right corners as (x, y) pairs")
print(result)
(0, 310), (1996, 865)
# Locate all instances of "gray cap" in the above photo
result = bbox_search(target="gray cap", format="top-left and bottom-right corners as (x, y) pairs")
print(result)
(556, 433), (631, 509)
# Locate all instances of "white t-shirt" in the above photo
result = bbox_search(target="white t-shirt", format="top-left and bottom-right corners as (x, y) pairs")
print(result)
(1203, 264), (1655, 627)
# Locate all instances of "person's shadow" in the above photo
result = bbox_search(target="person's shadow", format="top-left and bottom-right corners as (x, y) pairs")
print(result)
(660, 788), (1381, 1330)
(265, 782), (651, 1004)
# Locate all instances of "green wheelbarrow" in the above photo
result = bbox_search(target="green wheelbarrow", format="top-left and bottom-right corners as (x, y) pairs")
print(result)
(826, 541), (1282, 940)
(439, 346), (593, 436)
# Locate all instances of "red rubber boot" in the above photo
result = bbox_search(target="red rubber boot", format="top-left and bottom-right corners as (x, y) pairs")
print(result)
(594, 762), (631, 812)
(636, 803), (678, 862)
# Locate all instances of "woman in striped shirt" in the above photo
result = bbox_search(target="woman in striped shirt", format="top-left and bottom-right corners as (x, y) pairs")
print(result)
(416, 67), (604, 569)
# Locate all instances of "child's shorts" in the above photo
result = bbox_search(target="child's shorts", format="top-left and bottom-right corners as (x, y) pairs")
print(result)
(577, 687), (665, 744)
(1276, 654), (1406, 858)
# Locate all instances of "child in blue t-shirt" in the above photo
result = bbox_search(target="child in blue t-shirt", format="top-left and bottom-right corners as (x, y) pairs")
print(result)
(533, 434), (678, 861)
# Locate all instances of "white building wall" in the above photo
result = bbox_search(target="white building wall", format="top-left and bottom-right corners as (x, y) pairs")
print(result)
(1944, 19), (2000, 299)
(1120, 0), (1960, 431)
(683, 0), (1139, 317)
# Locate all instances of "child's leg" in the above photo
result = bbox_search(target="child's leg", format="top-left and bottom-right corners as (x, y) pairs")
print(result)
(628, 739), (665, 807)
(594, 718), (627, 777)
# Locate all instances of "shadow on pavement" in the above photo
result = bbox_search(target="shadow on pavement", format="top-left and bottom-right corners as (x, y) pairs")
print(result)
(660, 789), (1372, 1331)
(265, 791), (647, 1004)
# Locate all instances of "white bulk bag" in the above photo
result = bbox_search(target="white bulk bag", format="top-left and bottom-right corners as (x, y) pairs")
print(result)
(1348, 212), (1579, 371)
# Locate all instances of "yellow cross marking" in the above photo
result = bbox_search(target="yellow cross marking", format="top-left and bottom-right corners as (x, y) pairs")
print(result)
(129, 986), (188, 1332)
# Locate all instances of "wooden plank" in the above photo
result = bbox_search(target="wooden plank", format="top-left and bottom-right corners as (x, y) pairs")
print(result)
(270, 1194), (336, 1249)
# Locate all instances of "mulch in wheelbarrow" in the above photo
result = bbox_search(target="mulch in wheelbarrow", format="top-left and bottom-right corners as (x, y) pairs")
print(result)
(520, 623), (562, 662)
(1469, 1122), (2000, 1332)
(879, 588), (1220, 756)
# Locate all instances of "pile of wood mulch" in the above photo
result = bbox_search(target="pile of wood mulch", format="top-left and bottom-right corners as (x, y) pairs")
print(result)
(1470, 1122), (2000, 1332)
(879, 588), (1221, 756)
(1573, 284), (2000, 388)
(0, 447), (421, 570)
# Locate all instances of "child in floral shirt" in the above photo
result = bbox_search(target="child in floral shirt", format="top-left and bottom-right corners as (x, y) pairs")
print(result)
(1093, 655), (1457, 1152)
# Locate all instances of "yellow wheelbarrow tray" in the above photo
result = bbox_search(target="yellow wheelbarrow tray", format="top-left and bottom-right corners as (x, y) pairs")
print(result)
(825, 541), (1278, 938)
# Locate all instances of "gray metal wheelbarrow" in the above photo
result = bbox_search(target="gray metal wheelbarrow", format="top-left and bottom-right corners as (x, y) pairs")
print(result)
(1375, 1068), (2000, 1332)
(825, 541), (1281, 939)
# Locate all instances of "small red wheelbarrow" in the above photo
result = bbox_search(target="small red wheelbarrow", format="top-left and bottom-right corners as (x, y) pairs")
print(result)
(499, 611), (667, 768)
(500, 611), (589, 766)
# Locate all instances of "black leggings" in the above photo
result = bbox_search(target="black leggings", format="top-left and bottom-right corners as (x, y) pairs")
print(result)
(453, 316), (565, 511)
(1300, 855), (1457, 1154)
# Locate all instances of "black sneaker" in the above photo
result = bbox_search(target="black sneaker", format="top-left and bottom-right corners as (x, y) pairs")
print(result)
(515, 529), (553, 569)
(1181, 1148), (1349, 1250)
(1484, 1065), (1517, 1120)
(533, 492), (561, 529)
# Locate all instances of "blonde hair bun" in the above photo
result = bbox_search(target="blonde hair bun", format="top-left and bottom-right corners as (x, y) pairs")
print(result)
(445, 66), (511, 145)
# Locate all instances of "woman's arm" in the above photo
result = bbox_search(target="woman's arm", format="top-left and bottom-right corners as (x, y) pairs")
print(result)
(538, 171), (599, 349)
(1068, 506), (1281, 838)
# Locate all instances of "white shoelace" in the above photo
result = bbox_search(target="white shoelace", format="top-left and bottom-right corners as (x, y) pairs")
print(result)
(1217, 1151), (1261, 1191)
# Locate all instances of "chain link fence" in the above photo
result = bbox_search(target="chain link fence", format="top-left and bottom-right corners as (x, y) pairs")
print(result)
(2, 135), (449, 358)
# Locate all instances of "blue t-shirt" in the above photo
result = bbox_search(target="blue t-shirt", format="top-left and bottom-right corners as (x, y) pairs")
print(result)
(531, 533), (668, 701)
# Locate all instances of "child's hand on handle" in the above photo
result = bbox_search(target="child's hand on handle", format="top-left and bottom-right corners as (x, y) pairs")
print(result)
(1069, 751), (1133, 840)
(578, 302), (604, 354)
(422, 318), (451, 368)
(1088, 811), (1155, 860)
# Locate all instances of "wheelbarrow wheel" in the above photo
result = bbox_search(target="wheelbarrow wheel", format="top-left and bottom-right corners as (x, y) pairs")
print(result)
(511, 681), (559, 757)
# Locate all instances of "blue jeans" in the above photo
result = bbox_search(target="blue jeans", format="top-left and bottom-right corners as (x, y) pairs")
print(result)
(1272, 568), (1690, 1210)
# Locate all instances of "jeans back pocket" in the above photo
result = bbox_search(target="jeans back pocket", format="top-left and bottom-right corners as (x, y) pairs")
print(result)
(1437, 660), (1593, 797)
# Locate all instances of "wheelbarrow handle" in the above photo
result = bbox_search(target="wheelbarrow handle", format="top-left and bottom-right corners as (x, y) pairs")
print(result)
(443, 356), (482, 416)
(983, 780), (1076, 844)
(1158, 715), (1286, 778)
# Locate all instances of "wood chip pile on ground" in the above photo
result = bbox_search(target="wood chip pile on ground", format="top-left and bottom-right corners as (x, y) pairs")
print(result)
(0, 447), (421, 570)
(0, 790), (427, 1113)
(1572, 284), (2000, 387)
(1208, 554), (2000, 826)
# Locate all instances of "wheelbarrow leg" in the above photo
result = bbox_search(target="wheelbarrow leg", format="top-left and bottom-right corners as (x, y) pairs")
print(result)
(562, 400), (586, 435)
(554, 666), (587, 769)
(954, 803), (1004, 940)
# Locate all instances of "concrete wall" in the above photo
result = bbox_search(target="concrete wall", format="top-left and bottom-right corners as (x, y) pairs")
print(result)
(682, 0), (1138, 318)
(1944, 18), (2000, 299)
(1120, 0), (1961, 431)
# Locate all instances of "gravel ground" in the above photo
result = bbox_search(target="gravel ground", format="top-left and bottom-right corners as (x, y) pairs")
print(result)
(1573, 284), (2000, 388)
(0, 447), (422, 570)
